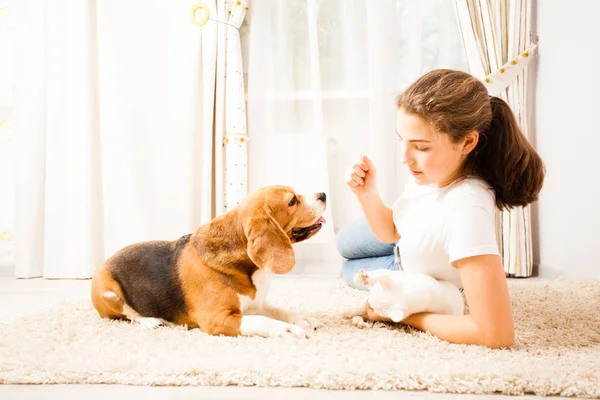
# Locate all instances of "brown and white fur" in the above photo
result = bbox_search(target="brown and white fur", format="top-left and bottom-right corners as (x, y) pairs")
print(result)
(91, 185), (326, 338)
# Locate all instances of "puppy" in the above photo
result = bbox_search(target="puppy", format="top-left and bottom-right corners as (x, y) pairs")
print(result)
(91, 185), (326, 338)
(344, 269), (465, 328)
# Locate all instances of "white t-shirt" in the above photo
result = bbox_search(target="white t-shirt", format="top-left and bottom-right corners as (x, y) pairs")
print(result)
(392, 176), (500, 288)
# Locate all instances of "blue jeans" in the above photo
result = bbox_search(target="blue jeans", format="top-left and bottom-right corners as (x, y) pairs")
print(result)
(336, 217), (399, 290)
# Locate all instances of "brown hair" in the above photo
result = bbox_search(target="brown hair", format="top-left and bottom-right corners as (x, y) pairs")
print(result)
(395, 69), (545, 210)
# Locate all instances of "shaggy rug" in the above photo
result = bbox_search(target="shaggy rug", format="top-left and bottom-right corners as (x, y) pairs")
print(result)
(0, 276), (599, 398)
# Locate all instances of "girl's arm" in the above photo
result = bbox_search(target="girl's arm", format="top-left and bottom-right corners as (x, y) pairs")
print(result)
(345, 154), (399, 243)
(356, 191), (399, 244)
(401, 254), (514, 349)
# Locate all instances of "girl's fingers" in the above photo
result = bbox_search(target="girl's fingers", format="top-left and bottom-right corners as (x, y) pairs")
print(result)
(353, 164), (366, 178)
(346, 161), (370, 191)
(361, 154), (374, 170)
(351, 174), (364, 186)
(345, 169), (358, 186)
(345, 172), (364, 187)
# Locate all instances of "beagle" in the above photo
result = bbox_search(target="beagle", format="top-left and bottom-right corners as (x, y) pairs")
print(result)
(91, 185), (326, 338)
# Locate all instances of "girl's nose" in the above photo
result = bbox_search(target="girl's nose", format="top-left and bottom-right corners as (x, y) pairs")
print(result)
(399, 144), (411, 165)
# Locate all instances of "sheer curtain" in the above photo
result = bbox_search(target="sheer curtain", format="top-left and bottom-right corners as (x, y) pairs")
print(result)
(0, 0), (15, 274)
(245, 0), (468, 277)
(11, 0), (220, 278)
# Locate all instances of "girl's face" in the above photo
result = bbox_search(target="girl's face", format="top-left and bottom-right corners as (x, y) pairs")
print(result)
(396, 109), (475, 188)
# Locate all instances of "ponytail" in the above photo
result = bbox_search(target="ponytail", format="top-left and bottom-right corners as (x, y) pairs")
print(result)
(467, 96), (545, 210)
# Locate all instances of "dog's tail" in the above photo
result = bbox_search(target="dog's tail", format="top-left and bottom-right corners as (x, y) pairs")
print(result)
(91, 268), (127, 319)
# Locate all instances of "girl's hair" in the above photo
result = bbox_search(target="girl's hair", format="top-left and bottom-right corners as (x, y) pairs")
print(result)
(396, 69), (545, 210)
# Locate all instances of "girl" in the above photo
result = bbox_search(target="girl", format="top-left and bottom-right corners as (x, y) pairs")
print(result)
(337, 69), (545, 349)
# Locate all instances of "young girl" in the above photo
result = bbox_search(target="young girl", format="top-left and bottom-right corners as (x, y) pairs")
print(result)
(337, 69), (545, 349)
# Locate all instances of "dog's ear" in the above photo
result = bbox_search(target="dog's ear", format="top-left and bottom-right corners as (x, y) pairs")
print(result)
(244, 206), (295, 274)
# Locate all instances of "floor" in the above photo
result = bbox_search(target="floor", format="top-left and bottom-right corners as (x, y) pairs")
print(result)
(0, 275), (571, 400)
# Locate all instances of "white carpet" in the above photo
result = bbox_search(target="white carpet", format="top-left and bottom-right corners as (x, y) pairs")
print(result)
(1, 276), (599, 398)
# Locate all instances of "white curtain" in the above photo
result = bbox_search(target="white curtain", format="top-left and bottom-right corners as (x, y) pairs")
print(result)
(192, 0), (249, 214)
(221, 0), (249, 212)
(246, 0), (469, 277)
(454, 0), (536, 277)
(0, 0), (15, 273)
(11, 0), (227, 278)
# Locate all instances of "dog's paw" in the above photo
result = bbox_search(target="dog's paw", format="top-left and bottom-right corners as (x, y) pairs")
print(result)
(268, 320), (307, 339)
(353, 269), (370, 287)
(293, 316), (321, 331)
(135, 317), (165, 329)
(351, 316), (370, 329)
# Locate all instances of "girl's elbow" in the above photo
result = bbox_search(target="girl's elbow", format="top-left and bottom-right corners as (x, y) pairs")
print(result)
(484, 337), (514, 349)
(375, 230), (399, 244)
(380, 236), (398, 244)
(482, 329), (514, 349)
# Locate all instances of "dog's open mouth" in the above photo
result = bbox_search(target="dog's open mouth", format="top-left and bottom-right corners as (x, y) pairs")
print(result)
(291, 216), (326, 240)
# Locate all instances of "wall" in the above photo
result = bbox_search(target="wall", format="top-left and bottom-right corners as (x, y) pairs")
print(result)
(533, 0), (600, 279)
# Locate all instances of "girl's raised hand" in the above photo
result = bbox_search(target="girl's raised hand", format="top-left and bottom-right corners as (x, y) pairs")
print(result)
(345, 154), (377, 196)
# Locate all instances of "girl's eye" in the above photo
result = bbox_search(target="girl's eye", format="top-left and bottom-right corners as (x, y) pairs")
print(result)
(416, 146), (430, 152)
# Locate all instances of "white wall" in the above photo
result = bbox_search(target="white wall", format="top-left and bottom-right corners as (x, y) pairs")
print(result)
(0, 3), (14, 275)
(533, 0), (600, 279)
(0, 129), (14, 275)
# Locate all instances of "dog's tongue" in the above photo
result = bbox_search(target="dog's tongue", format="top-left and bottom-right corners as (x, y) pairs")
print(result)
(317, 216), (326, 224)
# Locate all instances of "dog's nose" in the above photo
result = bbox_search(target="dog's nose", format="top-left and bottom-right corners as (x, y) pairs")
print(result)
(317, 192), (326, 202)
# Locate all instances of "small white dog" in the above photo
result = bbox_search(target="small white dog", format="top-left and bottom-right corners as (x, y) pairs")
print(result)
(344, 269), (465, 328)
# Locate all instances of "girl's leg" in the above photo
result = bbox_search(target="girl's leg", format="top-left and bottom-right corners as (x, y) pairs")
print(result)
(336, 217), (398, 290)
(336, 217), (395, 259)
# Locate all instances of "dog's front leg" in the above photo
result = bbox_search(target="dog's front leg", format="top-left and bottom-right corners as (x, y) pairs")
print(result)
(261, 304), (321, 331)
(196, 310), (307, 338)
(239, 315), (307, 338)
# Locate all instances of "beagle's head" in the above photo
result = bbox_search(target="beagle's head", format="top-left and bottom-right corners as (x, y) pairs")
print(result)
(240, 186), (326, 274)
(258, 186), (327, 243)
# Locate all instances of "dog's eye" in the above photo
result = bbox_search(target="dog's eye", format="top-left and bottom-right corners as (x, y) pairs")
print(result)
(288, 196), (298, 206)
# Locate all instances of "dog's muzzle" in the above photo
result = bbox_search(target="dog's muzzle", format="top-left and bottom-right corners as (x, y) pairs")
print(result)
(291, 216), (326, 241)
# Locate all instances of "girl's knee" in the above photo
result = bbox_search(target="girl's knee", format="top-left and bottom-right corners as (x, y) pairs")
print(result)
(336, 228), (354, 259)
(335, 217), (368, 259)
